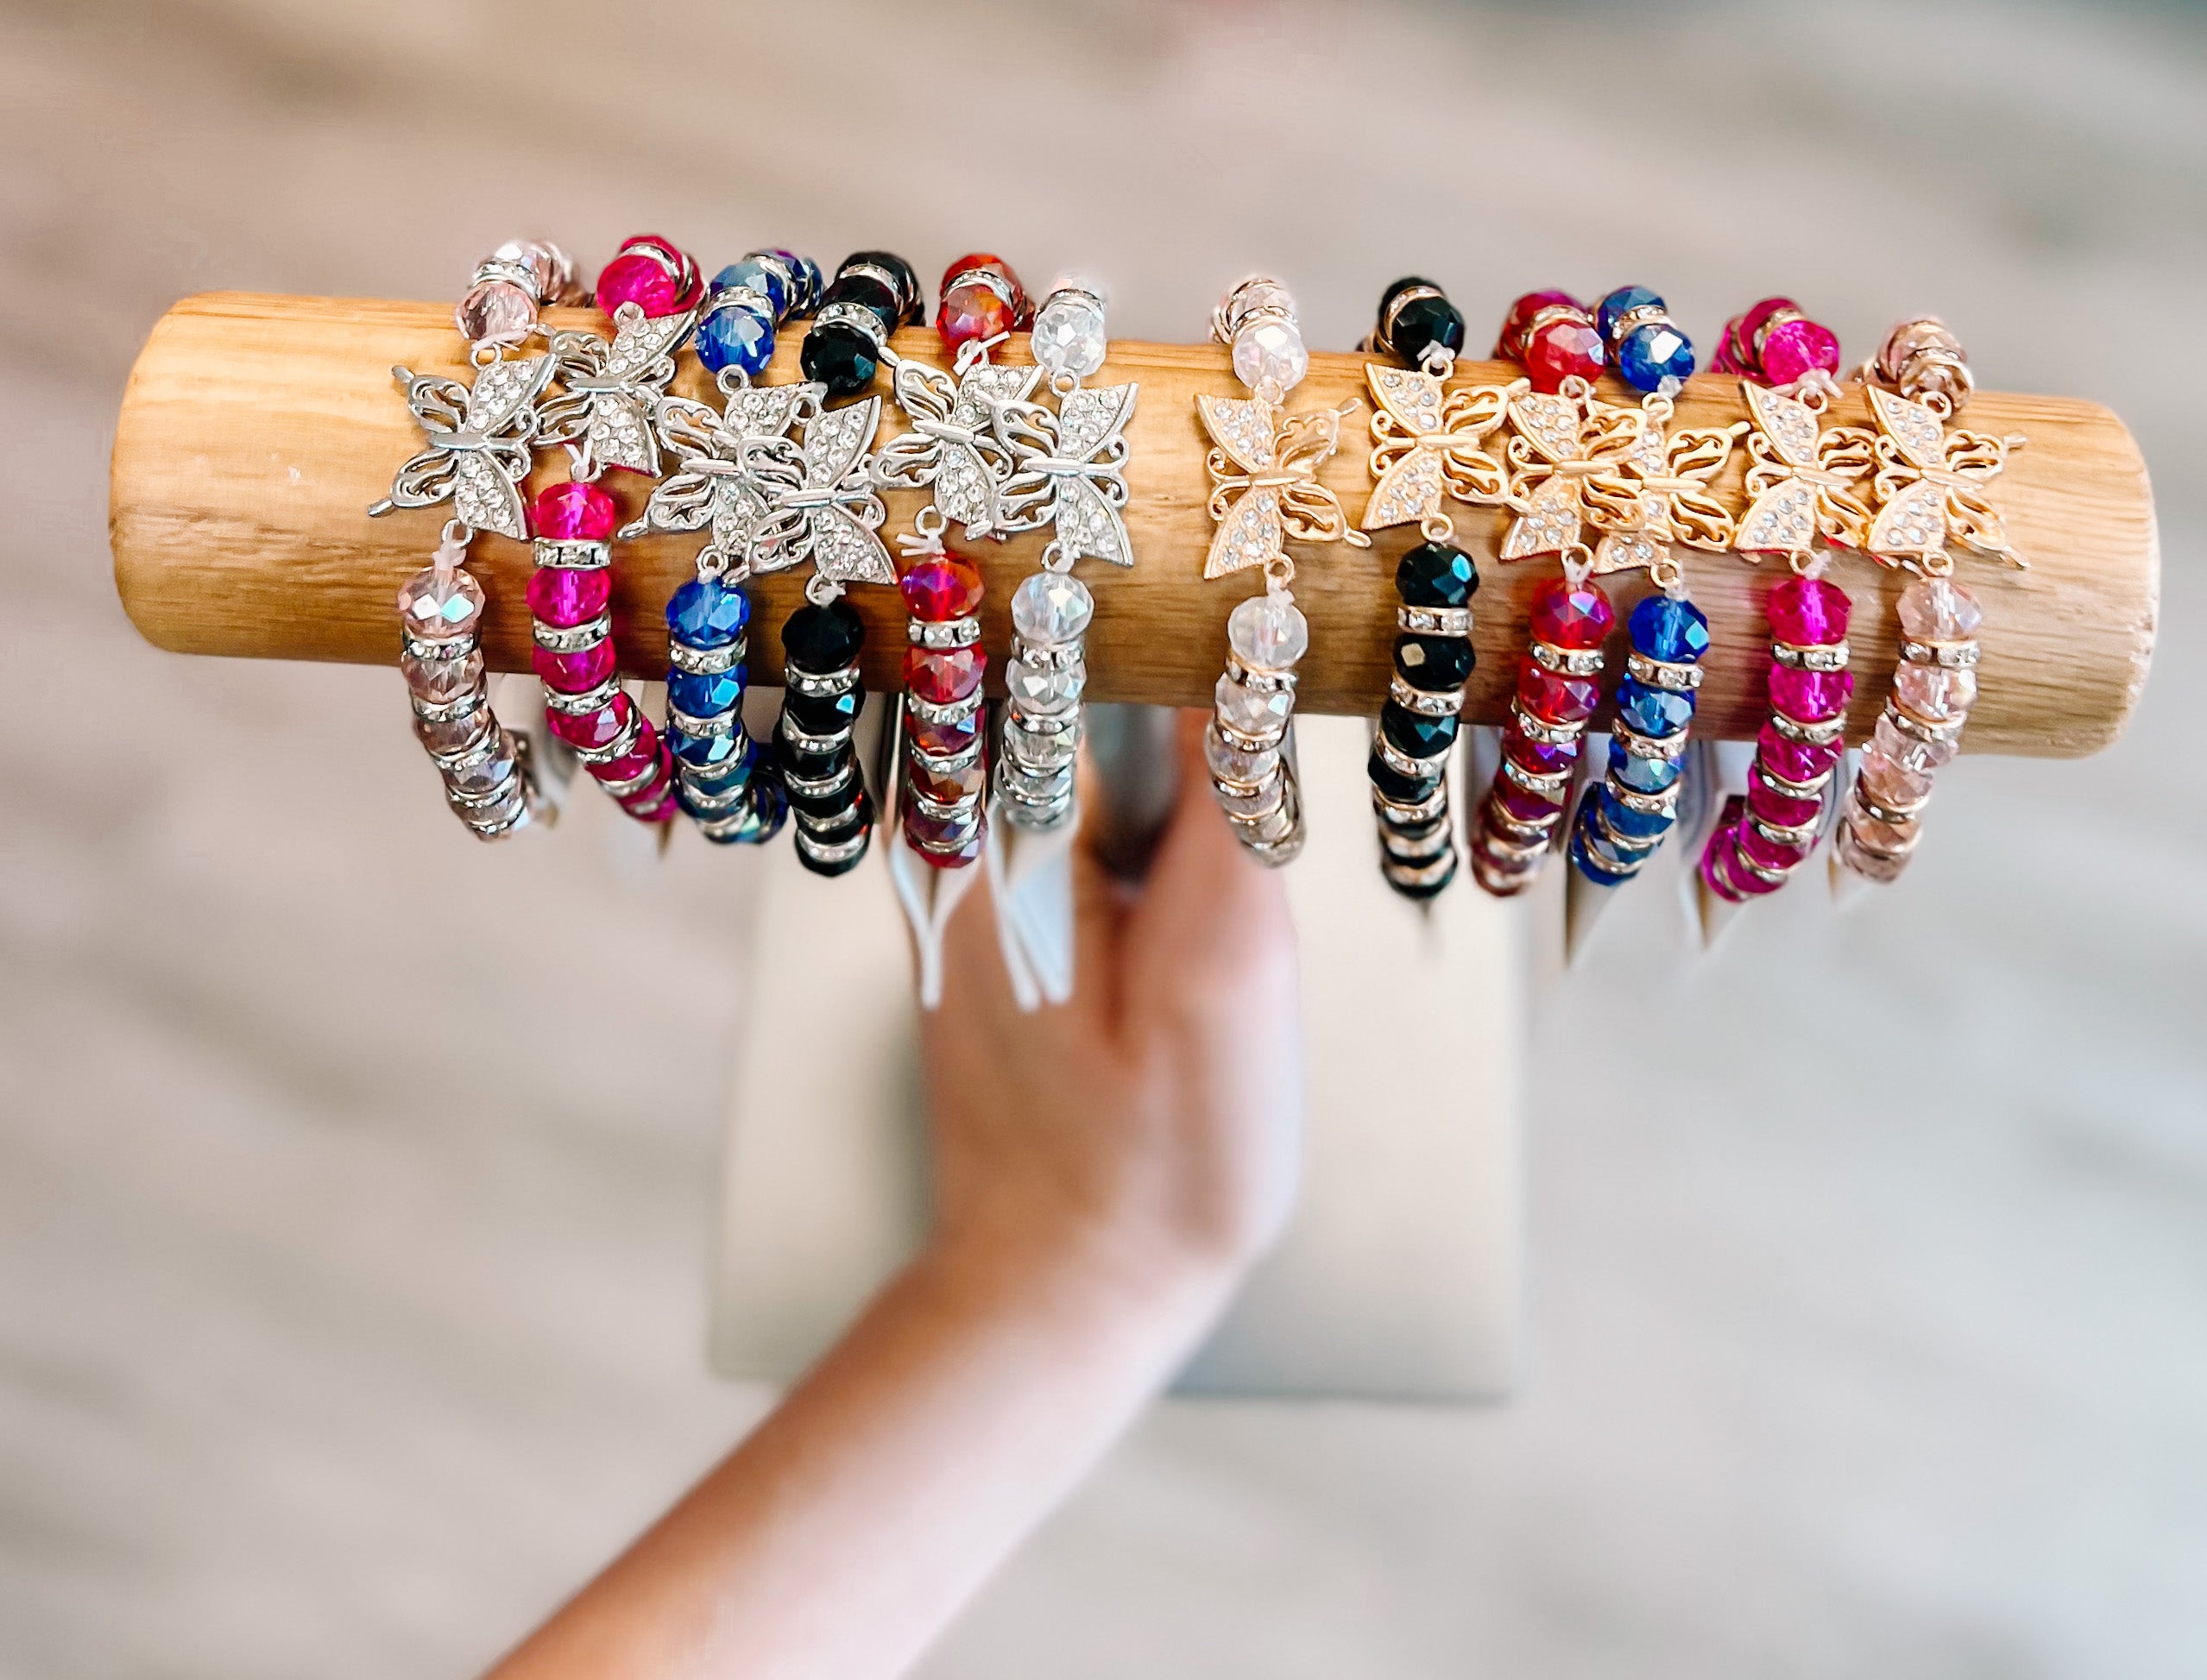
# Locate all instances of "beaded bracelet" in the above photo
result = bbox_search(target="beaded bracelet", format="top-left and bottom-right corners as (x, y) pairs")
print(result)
(1836, 318), (2025, 884)
(992, 281), (1138, 834)
(1353, 276), (1514, 901)
(1696, 304), (1875, 902)
(1195, 277), (1368, 865)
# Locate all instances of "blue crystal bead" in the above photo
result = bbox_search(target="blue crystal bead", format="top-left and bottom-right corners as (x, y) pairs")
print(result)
(1595, 284), (1664, 343)
(714, 258), (788, 318)
(669, 668), (746, 718)
(1597, 786), (1674, 843)
(697, 783), (787, 845)
(773, 250), (823, 313)
(1570, 818), (1640, 884)
(1611, 748), (1683, 794)
(1629, 593), (1711, 663)
(684, 740), (760, 794)
(671, 727), (744, 771)
(668, 577), (751, 647)
(1616, 676), (1695, 739)
(696, 296), (777, 376)
(1617, 320), (1695, 394)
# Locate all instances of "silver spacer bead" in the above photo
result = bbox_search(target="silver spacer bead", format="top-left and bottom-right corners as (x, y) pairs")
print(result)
(566, 716), (643, 766)
(1388, 675), (1464, 717)
(814, 299), (887, 345)
(533, 613), (612, 653)
(667, 704), (735, 739)
(907, 617), (981, 649)
(1010, 637), (1083, 672)
(1530, 641), (1605, 676)
(783, 758), (856, 799)
(795, 828), (870, 867)
(596, 756), (665, 798)
(1397, 605), (1472, 637)
(411, 683), (486, 726)
(669, 638), (745, 676)
(1373, 733), (1447, 782)
(543, 677), (623, 716)
(786, 663), (861, 697)
(913, 734), (984, 777)
(531, 538), (611, 570)
(779, 713), (852, 756)
(905, 689), (984, 727)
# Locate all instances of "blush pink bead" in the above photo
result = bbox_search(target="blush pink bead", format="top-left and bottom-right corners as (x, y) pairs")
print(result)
(1769, 664), (1853, 722)
(532, 481), (621, 542)
(527, 566), (612, 626)
(1894, 660), (1977, 723)
(1858, 746), (1933, 808)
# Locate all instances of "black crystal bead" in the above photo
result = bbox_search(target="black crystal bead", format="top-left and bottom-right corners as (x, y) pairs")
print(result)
(838, 250), (924, 325)
(785, 774), (862, 820)
(796, 823), (870, 878)
(1381, 811), (1450, 843)
(1394, 632), (1475, 690)
(801, 796), (871, 844)
(782, 601), (866, 674)
(1396, 542), (1479, 608)
(1381, 281), (1466, 368)
(1366, 751), (1440, 804)
(800, 319), (882, 395)
(784, 687), (863, 738)
(1381, 702), (1458, 760)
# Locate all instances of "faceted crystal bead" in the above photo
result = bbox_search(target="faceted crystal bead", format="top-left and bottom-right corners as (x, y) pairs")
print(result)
(596, 235), (700, 318)
(910, 753), (986, 804)
(527, 565), (611, 628)
(1757, 721), (1842, 784)
(902, 800), (981, 853)
(783, 601), (865, 672)
(1630, 593), (1711, 663)
(533, 638), (615, 693)
(1006, 658), (1082, 714)
(550, 695), (633, 752)
(917, 831), (984, 871)
(1381, 702), (1457, 759)
(413, 705), (491, 758)
(669, 577), (752, 647)
(1231, 318), (1308, 395)
(1617, 319), (1694, 395)
(904, 645), (985, 704)
(599, 743), (660, 784)
(1857, 745), (1933, 808)
(1205, 724), (1279, 785)
(1612, 749), (1681, 794)
(1760, 316), (1841, 385)
(1895, 660), (1977, 722)
(398, 566), (483, 640)
(669, 668), (745, 717)
(695, 297), (775, 376)
(1495, 290), (1580, 361)
(1766, 575), (1851, 646)
(1897, 576), (1983, 642)
(1214, 673), (1293, 736)
(1747, 771), (1822, 832)
(1216, 777), (1287, 820)
(401, 645), (482, 703)
(1595, 285), (1665, 343)
(1227, 594), (1309, 672)
(1871, 713), (1958, 772)
(1395, 633), (1473, 690)
(1397, 542), (1479, 607)
(935, 255), (1026, 352)
(447, 741), (517, 798)
(1736, 821), (1809, 875)
(456, 280), (537, 346)
(1518, 657), (1599, 725)
(532, 481), (620, 542)
(1384, 292), (1466, 367)
(1523, 317), (1605, 392)
(899, 555), (984, 621)
(1846, 807), (1920, 855)
(1031, 291), (1108, 379)
(711, 258), (788, 318)
(784, 688), (860, 738)
(1615, 676), (1693, 737)
(1367, 752), (1435, 804)
(1835, 822), (1910, 883)
(1494, 782), (1562, 827)
(1012, 570), (1094, 644)
(799, 322), (881, 396)
(1529, 577), (1615, 649)
(1598, 787), (1672, 842)
(907, 712), (981, 758)
(1768, 663), (1853, 723)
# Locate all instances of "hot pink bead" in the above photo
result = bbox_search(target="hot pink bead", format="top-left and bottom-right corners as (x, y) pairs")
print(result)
(1737, 821), (1810, 875)
(527, 565), (612, 627)
(1759, 317), (1841, 386)
(1769, 663), (1853, 723)
(550, 694), (634, 752)
(533, 637), (617, 693)
(1699, 830), (1750, 901)
(1747, 771), (1822, 833)
(899, 554), (985, 621)
(531, 481), (621, 542)
(1517, 657), (1599, 726)
(597, 744), (659, 783)
(596, 235), (701, 318)
(1756, 720), (1841, 784)
(619, 778), (679, 822)
(1765, 576), (1851, 646)
(905, 645), (985, 704)
(1529, 577), (1615, 649)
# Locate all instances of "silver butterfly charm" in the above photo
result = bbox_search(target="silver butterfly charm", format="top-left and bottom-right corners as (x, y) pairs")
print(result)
(623, 378), (824, 569)
(369, 353), (555, 540)
(536, 302), (697, 480)
(754, 397), (895, 588)
(993, 381), (1138, 567)
(873, 351), (1042, 538)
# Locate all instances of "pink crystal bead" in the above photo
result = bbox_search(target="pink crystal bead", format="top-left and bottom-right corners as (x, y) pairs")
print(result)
(596, 235), (701, 318)
(398, 566), (483, 641)
(1529, 577), (1615, 649)
(1769, 663), (1853, 722)
(1846, 808), (1920, 855)
(401, 645), (483, 703)
(1759, 316), (1840, 385)
(533, 638), (616, 693)
(527, 565), (612, 627)
(532, 481), (621, 542)
(1737, 821), (1810, 875)
(1894, 661), (1977, 723)
(1835, 823), (1909, 883)
(1871, 713), (1958, 772)
(551, 695), (634, 752)
(1747, 771), (1822, 833)
(1857, 746), (1933, 809)
(1756, 721), (1841, 784)
(413, 706), (490, 758)
(456, 280), (538, 347)
(1897, 576), (1983, 642)
(1766, 576), (1851, 646)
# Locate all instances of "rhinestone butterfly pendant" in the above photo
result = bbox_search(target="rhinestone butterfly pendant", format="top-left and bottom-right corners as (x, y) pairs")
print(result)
(1592, 403), (1750, 582)
(369, 353), (555, 541)
(624, 378), (824, 570)
(1733, 381), (1876, 561)
(754, 396), (895, 588)
(537, 302), (697, 480)
(1863, 384), (2027, 571)
(993, 381), (1139, 568)
(1496, 388), (1645, 561)
(1196, 394), (1367, 579)
(873, 345), (1042, 539)
(1359, 365), (1521, 533)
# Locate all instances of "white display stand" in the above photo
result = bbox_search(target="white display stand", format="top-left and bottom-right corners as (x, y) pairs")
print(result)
(708, 713), (1527, 1402)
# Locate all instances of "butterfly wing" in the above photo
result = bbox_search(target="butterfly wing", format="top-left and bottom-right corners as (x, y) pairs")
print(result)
(1506, 391), (1584, 466)
(1055, 472), (1134, 568)
(1204, 484), (1285, 579)
(1499, 472), (1584, 560)
(1743, 382), (1822, 470)
(809, 502), (897, 588)
(950, 361), (1043, 431)
(460, 354), (554, 437)
(931, 439), (999, 536)
(805, 398), (881, 490)
(1867, 476), (1948, 565)
(587, 391), (660, 477)
(1196, 394), (1279, 475)
(1361, 444), (1443, 531)
(450, 450), (529, 540)
(1867, 386), (1948, 474)
(1734, 480), (1819, 557)
(602, 307), (693, 383)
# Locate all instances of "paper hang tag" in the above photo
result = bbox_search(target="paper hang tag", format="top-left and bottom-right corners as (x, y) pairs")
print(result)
(886, 833), (981, 1010)
(985, 799), (1081, 1013)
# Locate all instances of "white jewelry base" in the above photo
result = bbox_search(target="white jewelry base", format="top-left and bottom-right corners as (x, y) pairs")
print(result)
(708, 713), (1526, 1402)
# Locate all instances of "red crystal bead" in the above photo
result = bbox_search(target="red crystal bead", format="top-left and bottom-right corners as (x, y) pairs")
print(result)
(917, 832), (983, 870)
(533, 637), (616, 693)
(531, 481), (620, 542)
(1768, 663), (1854, 723)
(1756, 720), (1841, 784)
(1522, 317), (1605, 392)
(527, 565), (612, 627)
(934, 255), (1028, 353)
(909, 753), (985, 804)
(901, 799), (981, 853)
(1746, 770), (1823, 832)
(907, 713), (981, 758)
(1529, 577), (1615, 649)
(1765, 576), (1851, 646)
(1494, 289), (1580, 360)
(550, 693), (634, 752)
(1517, 656), (1599, 726)
(1493, 781), (1562, 828)
(1504, 727), (1580, 777)
(899, 554), (985, 621)
(905, 645), (985, 704)
(596, 235), (701, 318)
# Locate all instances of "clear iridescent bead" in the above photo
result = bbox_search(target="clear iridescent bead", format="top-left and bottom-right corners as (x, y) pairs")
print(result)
(1227, 593), (1308, 672)
(1011, 571), (1094, 645)
(1031, 288), (1108, 380)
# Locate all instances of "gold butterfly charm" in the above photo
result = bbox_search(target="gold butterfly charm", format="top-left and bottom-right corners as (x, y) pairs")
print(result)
(1497, 389), (1645, 561)
(1359, 366), (1523, 532)
(369, 353), (555, 541)
(1196, 394), (1369, 579)
(1733, 381), (1876, 560)
(1592, 405), (1751, 581)
(536, 303), (697, 480)
(1863, 384), (2027, 571)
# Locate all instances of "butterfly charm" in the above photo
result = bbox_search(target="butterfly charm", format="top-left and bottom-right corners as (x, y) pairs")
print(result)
(993, 382), (1139, 567)
(369, 354), (554, 540)
(1732, 381), (1876, 559)
(536, 303), (697, 480)
(624, 381), (823, 567)
(1359, 366), (1521, 532)
(1196, 394), (1367, 579)
(754, 396), (895, 588)
(873, 353), (1043, 538)
(1863, 385), (2027, 570)
(1592, 410), (1751, 577)
(1496, 390), (1645, 561)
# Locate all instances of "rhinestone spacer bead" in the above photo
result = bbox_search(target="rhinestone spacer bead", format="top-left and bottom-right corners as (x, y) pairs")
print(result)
(1508, 701), (1579, 746)
(532, 539), (612, 570)
(906, 618), (981, 649)
(1501, 755), (1573, 797)
(1388, 675), (1463, 716)
(1900, 637), (1981, 669)
(1769, 709), (1845, 746)
(906, 690), (984, 727)
(668, 705), (735, 739)
(1605, 774), (1680, 817)
(1529, 642), (1605, 677)
(532, 613), (612, 652)
(786, 664), (861, 698)
(567, 717), (642, 765)
(1884, 701), (1965, 744)
(543, 677), (624, 715)
(670, 639), (745, 676)
(1399, 605), (1473, 636)
(1626, 652), (1705, 690)
(1771, 641), (1851, 670)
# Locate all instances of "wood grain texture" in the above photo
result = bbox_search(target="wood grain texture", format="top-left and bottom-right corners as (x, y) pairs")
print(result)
(110, 293), (2159, 756)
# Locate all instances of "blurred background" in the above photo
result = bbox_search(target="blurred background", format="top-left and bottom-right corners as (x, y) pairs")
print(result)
(3, 0), (2204, 1674)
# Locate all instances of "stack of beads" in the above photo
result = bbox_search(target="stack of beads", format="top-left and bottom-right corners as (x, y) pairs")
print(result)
(1571, 592), (1711, 885)
(1699, 575), (1851, 900)
(1835, 575), (1981, 882)
(997, 570), (1092, 831)
(529, 484), (678, 824)
(900, 548), (989, 868)
(776, 600), (873, 878)
(398, 536), (536, 840)
(1468, 576), (1614, 895)
(454, 237), (579, 349)
(1594, 285), (1696, 397)
(693, 249), (823, 379)
(801, 251), (925, 397)
(1370, 542), (1478, 898)
(1711, 298), (1842, 389)
(1206, 592), (1310, 863)
(1493, 291), (1605, 393)
(665, 575), (785, 844)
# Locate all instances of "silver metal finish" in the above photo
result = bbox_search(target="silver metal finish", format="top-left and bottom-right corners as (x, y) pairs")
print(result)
(1398, 604), (1473, 637)
(668, 638), (746, 676)
(532, 613), (612, 652)
(907, 617), (981, 649)
(531, 538), (611, 569)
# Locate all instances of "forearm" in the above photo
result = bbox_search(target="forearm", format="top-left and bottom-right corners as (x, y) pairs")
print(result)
(487, 1224), (1233, 1680)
